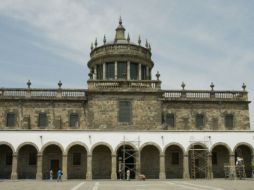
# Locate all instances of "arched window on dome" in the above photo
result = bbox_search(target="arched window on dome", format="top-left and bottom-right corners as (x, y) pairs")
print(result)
(106, 62), (115, 80)
(117, 62), (127, 80)
(130, 62), (138, 80)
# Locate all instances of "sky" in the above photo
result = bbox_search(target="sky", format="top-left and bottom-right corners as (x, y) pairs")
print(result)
(0, 0), (253, 128)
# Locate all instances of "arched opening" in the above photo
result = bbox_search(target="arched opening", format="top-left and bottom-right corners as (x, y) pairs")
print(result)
(116, 145), (136, 179)
(235, 145), (252, 178)
(165, 145), (183, 178)
(17, 145), (38, 179)
(188, 144), (208, 179)
(211, 145), (229, 178)
(42, 145), (62, 179)
(141, 145), (160, 179)
(0, 144), (13, 179)
(67, 145), (87, 179)
(92, 145), (111, 179)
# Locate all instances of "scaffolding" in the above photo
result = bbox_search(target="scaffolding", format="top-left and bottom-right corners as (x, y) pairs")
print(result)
(189, 136), (210, 179)
(118, 136), (140, 180)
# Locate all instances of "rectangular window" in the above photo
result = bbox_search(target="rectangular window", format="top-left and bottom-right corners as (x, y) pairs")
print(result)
(171, 152), (179, 165)
(96, 64), (103, 80)
(6, 153), (12, 165)
(141, 65), (147, 80)
(38, 113), (47, 127)
(196, 114), (204, 129)
(69, 113), (79, 128)
(130, 63), (138, 80)
(6, 113), (16, 127)
(73, 153), (81, 165)
(212, 152), (217, 165)
(117, 62), (127, 79)
(106, 62), (115, 79)
(29, 153), (37, 165)
(165, 113), (175, 128)
(119, 101), (131, 123)
(225, 114), (234, 129)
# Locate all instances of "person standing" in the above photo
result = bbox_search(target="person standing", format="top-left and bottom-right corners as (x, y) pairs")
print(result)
(126, 169), (130, 181)
(49, 169), (53, 181)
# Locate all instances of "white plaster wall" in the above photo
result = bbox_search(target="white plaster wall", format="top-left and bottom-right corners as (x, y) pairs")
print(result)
(0, 131), (254, 154)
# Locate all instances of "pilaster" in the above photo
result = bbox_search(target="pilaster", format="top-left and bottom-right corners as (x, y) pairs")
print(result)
(111, 154), (117, 180)
(127, 61), (130, 80)
(36, 153), (43, 180)
(138, 63), (141, 80)
(86, 154), (92, 180)
(183, 154), (190, 179)
(115, 61), (118, 79)
(159, 154), (166, 180)
(62, 154), (67, 180)
(11, 153), (18, 180)
(103, 63), (106, 80)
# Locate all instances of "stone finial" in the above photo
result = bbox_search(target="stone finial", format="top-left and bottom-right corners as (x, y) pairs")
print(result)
(145, 39), (148, 48)
(148, 43), (151, 51)
(94, 38), (98, 47)
(156, 71), (160, 80)
(90, 42), (94, 50)
(242, 83), (246, 91)
(181, 82), (185, 90)
(127, 33), (130, 43)
(103, 35), (106, 44)
(115, 17), (125, 40)
(27, 80), (31, 89)
(119, 16), (122, 25)
(210, 82), (214, 91)
(58, 81), (62, 89)
(138, 35), (141, 45)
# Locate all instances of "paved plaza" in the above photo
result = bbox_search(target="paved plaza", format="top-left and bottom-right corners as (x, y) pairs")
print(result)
(0, 179), (254, 190)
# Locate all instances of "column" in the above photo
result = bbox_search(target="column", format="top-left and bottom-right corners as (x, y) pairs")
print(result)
(229, 154), (236, 177)
(11, 153), (18, 180)
(138, 63), (142, 80)
(103, 63), (106, 80)
(62, 154), (67, 180)
(207, 153), (213, 179)
(127, 61), (130, 80)
(36, 153), (43, 180)
(159, 153), (166, 180)
(86, 154), (92, 180)
(93, 66), (97, 80)
(135, 151), (141, 179)
(183, 154), (190, 179)
(111, 154), (117, 180)
(115, 61), (117, 79)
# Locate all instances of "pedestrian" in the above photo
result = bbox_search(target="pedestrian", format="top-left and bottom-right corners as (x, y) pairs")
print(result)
(126, 169), (130, 181)
(57, 169), (62, 182)
(49, 169), (53, 181)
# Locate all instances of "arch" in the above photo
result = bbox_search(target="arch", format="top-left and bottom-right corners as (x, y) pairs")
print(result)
(186, 142), (209, 155)
(116, 143), (137, 179)
(16, 142), (39, 153)
(164, 143), (184, 179)
(211, 143), (230, 178)
(163, 142), (185, 154)
(140, 143), (160, 179)
(139, 142), (162, 154)
(233, 142), (254, 155)
(210, 142), (233, 155)
(90, 142), (113, 155)
(92, 143), (112, 179)
(67, 143), (87, 179)
(40, 141), (64, 154)
(65, 141), (89, 155)
(42, 142), (63, 179)
(233, 142), (253, 178)
(0, 142), (14, 179)
(17, 143), (38, 179)
(0, 141), (15, 153)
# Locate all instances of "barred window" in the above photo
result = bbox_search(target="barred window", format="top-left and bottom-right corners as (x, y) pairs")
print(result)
(225, 114), (234, 130)
(196, 114), (204, 129)
(6, 113), (16, 127)
(130, 63), (138, 80)
(29, 153), (37, 165)
(73, 153), (81, 165)
(165, 113), (175, 127)
(171, 152), (179, 165)
(96, 64), (103, 80)
(119, 101), (131, 123)
(38, 113), (47, 127)
(117, 62), (127, 79)
(69, 113), (79, 128)
(106, 62), (115, 79)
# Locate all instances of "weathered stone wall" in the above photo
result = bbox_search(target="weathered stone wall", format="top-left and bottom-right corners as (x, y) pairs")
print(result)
(0, 100), (87, 129)
(87, 92), (162, 130)
(162, 102), (250, 130)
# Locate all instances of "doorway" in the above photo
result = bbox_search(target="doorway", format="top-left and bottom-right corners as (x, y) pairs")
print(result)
(50, 160), (59, 179)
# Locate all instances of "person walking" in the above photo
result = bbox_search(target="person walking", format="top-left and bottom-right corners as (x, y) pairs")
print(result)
(57, 169), (62, 182)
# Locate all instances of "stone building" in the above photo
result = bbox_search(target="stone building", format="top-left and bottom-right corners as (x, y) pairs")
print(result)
(0, 19), (253, 180)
